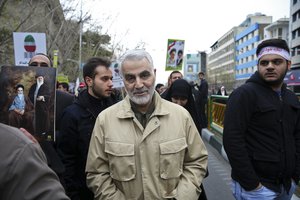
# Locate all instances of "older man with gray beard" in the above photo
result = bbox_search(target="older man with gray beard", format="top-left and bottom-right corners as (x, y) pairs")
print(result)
(28, 73), (50, 136)
(86, 49), (208, 200)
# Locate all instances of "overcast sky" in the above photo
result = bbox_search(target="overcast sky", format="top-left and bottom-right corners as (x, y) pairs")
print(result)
(79, 0), (290, 84)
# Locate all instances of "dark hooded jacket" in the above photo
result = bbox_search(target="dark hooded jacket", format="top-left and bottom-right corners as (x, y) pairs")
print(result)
(57, 89), (116, 200)
(223, 71), (300, 192)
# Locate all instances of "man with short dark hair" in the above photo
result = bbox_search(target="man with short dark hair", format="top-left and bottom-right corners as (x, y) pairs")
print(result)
(160, 70), (183, 98)
(223, 39), (300, 200)
(57, 57), (117, 200)
(57, 82), (70, 93)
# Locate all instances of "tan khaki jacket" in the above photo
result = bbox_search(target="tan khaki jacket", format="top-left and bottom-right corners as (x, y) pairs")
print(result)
(86, 93), (208, 200)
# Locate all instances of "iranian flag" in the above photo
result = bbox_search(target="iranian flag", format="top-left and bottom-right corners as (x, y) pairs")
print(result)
(24, 35), (36, 52)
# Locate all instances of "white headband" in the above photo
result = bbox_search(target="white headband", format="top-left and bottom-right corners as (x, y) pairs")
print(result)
(257, 46), (291, 61)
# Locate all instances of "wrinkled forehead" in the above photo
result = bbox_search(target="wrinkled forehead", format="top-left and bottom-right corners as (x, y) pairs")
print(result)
(171, 73), (182, 79)
(122, 58), (153, 74)
(30, 55), (51, 66)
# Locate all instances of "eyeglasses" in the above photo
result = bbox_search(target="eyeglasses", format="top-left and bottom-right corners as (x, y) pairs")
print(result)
(29, 62), (49, 67)
(259, 59), (285, 66)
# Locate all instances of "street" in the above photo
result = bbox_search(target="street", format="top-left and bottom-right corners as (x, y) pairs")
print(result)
(202, 139), (300, 200)
(202, 140), (235, 200)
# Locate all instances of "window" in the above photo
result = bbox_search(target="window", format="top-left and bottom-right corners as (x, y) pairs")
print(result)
(293, 31), (296, 39)
(293, 13), (297, 22)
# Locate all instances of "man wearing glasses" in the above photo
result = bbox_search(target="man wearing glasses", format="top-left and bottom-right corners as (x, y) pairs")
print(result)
(28, 53), (74, 191)
(223, 39), (300, 200)
(29, 53), (51, 67)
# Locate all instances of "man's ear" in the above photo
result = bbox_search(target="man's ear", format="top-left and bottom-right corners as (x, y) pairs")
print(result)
(154, 68), (157, 76)
(85, 76), (93, 87)
(287, 61), (291, 71)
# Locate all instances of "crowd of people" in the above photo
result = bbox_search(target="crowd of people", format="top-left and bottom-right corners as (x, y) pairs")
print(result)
(0, 38), (299, 200)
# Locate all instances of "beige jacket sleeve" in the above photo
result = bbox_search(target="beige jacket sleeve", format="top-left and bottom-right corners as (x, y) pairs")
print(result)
(86, 117), (126, 200)
(176, 116), (208, 200)
(3, 138), (69, 200)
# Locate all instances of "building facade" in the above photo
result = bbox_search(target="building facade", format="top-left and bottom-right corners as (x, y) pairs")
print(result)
(290, 0), (300, 68)
(183, 52), (207, 84)
(207, 27), (243, 92)
(234, 13), (272, 87)
(264, 17), (289, 41)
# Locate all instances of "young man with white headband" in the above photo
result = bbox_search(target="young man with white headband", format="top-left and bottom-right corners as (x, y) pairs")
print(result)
(223, 38), (300, 200)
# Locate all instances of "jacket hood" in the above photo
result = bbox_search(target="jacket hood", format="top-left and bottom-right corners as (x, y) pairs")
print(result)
(246, 71), (287, 91)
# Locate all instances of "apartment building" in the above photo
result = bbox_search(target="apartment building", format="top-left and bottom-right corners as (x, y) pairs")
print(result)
(234, 13), (272, 87)
(183, 52), (207, 84)
(207, 28), (241, 92)
(264, 17), (289, 41)
(290, 0), (300, 68)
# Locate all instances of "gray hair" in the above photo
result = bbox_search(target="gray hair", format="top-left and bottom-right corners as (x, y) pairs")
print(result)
(119, 49), (154, 77)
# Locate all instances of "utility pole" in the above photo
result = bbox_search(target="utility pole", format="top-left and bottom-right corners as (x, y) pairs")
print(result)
(74, 0), (83, 96)
(78, 0), (83, 81)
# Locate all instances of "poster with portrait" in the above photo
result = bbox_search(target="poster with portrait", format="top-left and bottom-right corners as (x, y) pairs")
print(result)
(0, 66), (56, 141)
(165, 39), (185, 71)
(110, 61), (124, 88)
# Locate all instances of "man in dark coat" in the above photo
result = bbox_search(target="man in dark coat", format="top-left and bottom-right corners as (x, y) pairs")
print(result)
(28, 73), (50, 136)
(223, 39), (300, 199)
(29, 53), (74, 189)
(57, 57), (117, 200)
(196, 72), (208, 128)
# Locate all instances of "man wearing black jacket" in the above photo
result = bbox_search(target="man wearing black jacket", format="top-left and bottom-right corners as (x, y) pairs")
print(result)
(57, 57), (117, 200)
(223, 39), (300, 199)
(196, 72), (208, 128)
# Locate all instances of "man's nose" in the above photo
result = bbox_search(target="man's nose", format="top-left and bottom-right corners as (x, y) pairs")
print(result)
(135, 77), (144, 88)
(108, 79), (113, 87)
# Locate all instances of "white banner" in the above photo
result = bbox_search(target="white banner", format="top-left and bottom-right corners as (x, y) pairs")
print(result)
(13, 32), (47, 66)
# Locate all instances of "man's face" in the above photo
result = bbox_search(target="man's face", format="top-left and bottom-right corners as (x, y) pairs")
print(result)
(170, 51), (176, 59)
(17, 87), (24, 95)
(29, 55), (51, 67)
(199, 74), (204, 80)
(157, 86), (165, 94)
(122, 58), (156, 105)
(170, 72), (182, 84)
(58, 85), (67, 92)
(178, 52), (183, 58)
(86, 66), (113, 99)
(36, 76), (44, 84)
(258, 54), (290, 86)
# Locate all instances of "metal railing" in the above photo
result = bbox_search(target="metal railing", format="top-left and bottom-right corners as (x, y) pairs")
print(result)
(208, 95), (228, 135)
